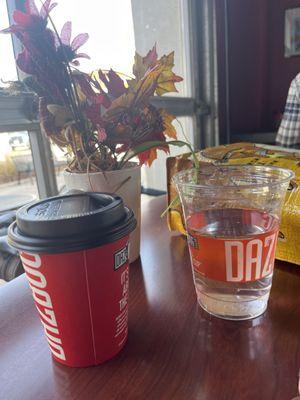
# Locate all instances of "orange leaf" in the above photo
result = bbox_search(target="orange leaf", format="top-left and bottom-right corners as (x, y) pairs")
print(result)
(133, 44), (158, 80)
(104, 92), (135, 119)
(106, 48), (183, 118)
(160, 110), (177, 139)
(160, 51), (175, 68)
(132, 69), (161, 104)
(107, 67), (161, 115)
(132, 52), (147, 81)
(147, 145), (170, 166)
(147, 148), (158, 166)
(143, 45), (158, 69)
(156, 70), (183, 96)
(152, 52), (183, 96)
(156, 79), (177, 95)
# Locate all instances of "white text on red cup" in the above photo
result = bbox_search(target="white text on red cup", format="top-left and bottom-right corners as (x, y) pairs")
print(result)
(20, 252), (66, 361)
(224, 233), (277, 282)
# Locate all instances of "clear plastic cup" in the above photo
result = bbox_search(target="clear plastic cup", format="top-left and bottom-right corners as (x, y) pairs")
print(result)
(173, 164), (294, 320)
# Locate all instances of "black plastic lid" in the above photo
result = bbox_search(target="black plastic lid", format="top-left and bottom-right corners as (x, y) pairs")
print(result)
(8, 192), (136, 254)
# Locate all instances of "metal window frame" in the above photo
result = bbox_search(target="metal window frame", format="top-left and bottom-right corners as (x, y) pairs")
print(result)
(149, 0), (218, 150)
(150, 96), (209, 118)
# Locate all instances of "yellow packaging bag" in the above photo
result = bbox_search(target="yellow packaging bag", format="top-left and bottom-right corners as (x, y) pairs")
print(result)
(167, 143), (300, 265)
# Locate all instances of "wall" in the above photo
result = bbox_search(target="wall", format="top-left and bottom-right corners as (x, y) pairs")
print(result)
(228, 0), (270, 133)
(216, 0), (300, 136)
(268, 0), (300, 130)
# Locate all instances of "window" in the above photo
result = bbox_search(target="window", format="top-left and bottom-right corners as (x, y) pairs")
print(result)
(51, 0), (136, 77)
(0, 2), (39, 210)
(0, 0), (215, 198)
(0, 1), (59, 201)
(50, 0), (203, 192)
(0, 131), (38, 211)
(51, 144), (67, 192)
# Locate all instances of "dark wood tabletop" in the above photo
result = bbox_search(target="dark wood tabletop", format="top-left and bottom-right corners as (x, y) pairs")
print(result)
(0, 195), (300, 400)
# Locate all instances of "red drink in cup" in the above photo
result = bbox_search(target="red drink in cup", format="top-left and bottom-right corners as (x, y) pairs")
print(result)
(8, 192), (136, 367)
(173, 165), (294, 320)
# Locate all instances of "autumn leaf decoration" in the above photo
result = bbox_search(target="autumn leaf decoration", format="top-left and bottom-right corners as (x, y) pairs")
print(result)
(2, 0), (185, 171)
(101, 45), (183, 166)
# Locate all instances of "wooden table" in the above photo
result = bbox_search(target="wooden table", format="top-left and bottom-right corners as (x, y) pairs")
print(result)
(1, 196), (300, 400)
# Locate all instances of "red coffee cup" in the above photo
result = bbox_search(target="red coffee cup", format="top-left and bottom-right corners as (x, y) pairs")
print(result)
(8, 192), (136, 367)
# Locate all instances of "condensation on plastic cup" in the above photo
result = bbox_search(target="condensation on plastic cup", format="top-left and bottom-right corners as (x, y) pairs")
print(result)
(173, 164), (295, 320)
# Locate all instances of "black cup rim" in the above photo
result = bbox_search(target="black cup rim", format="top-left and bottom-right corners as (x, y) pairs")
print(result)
(8, 207), (136, 254)
(7, 192), (137, 254)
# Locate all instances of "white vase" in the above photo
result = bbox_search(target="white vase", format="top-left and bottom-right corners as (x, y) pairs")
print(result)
(63, 163), (141, 263)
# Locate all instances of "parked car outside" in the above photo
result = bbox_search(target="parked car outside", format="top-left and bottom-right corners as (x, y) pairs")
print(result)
(8, 131), (30, 151)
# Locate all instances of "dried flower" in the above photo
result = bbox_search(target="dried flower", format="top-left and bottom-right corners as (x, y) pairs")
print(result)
(57, 21), (90, 66)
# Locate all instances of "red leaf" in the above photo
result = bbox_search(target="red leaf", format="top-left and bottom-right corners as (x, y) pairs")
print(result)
(143, 44), (158, 69)
(16, 48), (36, 74)
(136, 143), (169, 166)
(137, 149), (150, 165)
(85, 104), (103, 125)
(13, 10), (31, 26)
(98, 69), (127, 99)
(97, 127), (107, 142)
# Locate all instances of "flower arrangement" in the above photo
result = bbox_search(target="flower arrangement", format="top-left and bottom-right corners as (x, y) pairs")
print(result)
(2, 0), (187, 172)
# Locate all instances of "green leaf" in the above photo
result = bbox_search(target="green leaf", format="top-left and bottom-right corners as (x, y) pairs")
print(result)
(120, 140), (193, 167)
(160, 194), (180, 218)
